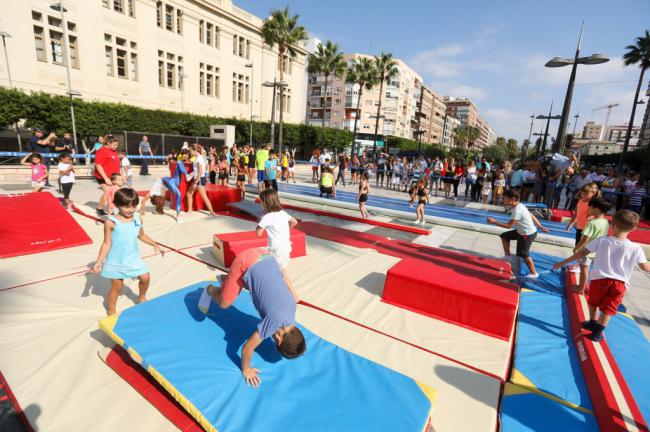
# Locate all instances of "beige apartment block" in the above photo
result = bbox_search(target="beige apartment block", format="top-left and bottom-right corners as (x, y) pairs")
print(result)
(582, 121), (604, 140)
(0, 0), (308, 125)
(306, 53), (447, 148)
(443, 96), (492, 149)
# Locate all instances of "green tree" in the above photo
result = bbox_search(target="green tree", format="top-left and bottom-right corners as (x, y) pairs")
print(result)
(466, 126), (481, 149)
(506, 138), (519, 157)
(495, 137), (506, 147)
(261, 6), (307, 154)
(307, 41), (347, 147)
(452, 126), (468, 148)
(345, 57), (378, 155)
(621, 30), (650, 176)
(371, 52), (398, 155)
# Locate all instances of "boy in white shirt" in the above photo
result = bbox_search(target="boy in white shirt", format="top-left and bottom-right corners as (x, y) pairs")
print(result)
(487, 189), (550, 277)
(57, 153), (75, 209)
(553, 210), (649, 341)
(119, 150), (133, 187)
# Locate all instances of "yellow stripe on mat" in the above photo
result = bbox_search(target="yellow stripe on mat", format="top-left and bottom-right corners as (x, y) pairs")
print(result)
(510, 369), (593, 414)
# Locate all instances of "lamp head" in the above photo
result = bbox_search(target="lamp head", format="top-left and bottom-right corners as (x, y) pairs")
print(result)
(545, 57), (572, 68)
(582, 53), (609, 65)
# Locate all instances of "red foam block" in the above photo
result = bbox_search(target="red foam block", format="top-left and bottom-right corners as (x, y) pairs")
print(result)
(382, 258), (519, 340)
(193, 184), (242, 211)
(0, 193), (92, 259)
(212, 229), (307, 267)
(103, 346), (202, 431)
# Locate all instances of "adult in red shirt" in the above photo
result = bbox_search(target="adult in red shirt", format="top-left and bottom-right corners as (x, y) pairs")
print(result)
(452, 161), (465, 200)
(94, 139), (120, 215)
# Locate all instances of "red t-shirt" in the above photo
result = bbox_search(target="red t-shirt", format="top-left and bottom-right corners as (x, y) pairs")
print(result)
(94, 146), (120, 180)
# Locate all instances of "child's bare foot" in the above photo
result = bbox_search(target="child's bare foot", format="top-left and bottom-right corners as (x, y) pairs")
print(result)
(136, 296), (147, 304)
(107, 309), (117, 316)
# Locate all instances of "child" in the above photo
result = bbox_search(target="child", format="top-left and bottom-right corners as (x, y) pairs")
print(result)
(57, 152), (75, 209)
(119, 150), (133, 187)
(235, 156), (246, 199)
(627, 180), (647, 215)
(481, 173), (493, 205)
(319, 167), (336, 198)
(358, 172), (370, 219)
(198, 247), (305, 387)
(414, 178), (428, 225)
(572, 197), (613, 294)
(187, 145), (216, 216)
(105, 173), (125, 215)
(139, 178), (167, 215)
(553, 210), (650, 341)
(487, 189), (550, 277)
(493, 172), (506, 205)
(217, 156), (229, 186)
(21, 152), (47, 192)
(93, 188), (163, 315)
(264, 149), (279, 191)
(287, 154), (296, 183)
(256, 189), (298, 274)
(567, 183), (598, 244)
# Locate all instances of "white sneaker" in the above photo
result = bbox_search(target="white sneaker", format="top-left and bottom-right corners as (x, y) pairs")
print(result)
(523, 273), (539, 279)
(176, 217), (184, 224)
(198, 286), (212, 314)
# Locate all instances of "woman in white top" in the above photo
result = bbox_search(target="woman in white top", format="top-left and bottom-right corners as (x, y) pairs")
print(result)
(464, 160), (477, 200)
(187, 145), (216, 216)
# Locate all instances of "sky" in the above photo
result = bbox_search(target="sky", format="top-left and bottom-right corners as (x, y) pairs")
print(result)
(235, 0), (650, 144)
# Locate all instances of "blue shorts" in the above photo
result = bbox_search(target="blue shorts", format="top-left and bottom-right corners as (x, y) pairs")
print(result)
(257, 170), (265, 182)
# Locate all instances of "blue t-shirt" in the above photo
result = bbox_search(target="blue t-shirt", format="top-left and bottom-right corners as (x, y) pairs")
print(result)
(242, 256), (296, 340)
(264, 159), (278, 181)
(510, 169), (524, 187)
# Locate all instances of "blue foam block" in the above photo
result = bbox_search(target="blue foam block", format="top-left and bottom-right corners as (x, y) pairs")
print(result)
(108, 282), (433, 432)
(518, 252), (566, 296)
(501, 391), (598, 432)
(514, 291), (593, 410)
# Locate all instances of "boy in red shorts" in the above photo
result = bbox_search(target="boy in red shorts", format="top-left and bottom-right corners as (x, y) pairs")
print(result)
(554, 210), (650, 341)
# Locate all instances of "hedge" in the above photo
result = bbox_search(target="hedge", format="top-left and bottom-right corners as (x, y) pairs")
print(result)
(0, 87), (353, 153)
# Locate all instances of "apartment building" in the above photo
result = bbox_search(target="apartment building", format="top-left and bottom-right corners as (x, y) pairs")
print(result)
(606, 124), (641, 145)
(582, 121), (603, 140)
(0, 0), (308, 124)
(305, 53), (447, 148)
(443, 97), (492, 148)
(442, 115), (460, 147)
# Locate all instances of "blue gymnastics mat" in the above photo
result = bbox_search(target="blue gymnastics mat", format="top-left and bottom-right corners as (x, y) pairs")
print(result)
(512, 291), (593, 412)
(100, 282), (435, 432)
(273, 182), (573, 239)
(500, 383), (598, 432)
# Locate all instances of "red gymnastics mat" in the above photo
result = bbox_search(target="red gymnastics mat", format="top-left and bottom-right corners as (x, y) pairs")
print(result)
(0, 193), (92, 259)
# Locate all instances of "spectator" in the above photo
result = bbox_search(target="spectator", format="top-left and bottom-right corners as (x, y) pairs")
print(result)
(55, 132), (75, 154)
(139, 135), (153, 176)
(335, 153), (348, 187)
(319, 147), (331, 174)
(94, 139), (121, 216)
(567, 167), (592, 210)
(589, 166), (606, 187)
(29, 129), (56, 187)
(464, 160), (477, 200)
(510, 164), (524, 193)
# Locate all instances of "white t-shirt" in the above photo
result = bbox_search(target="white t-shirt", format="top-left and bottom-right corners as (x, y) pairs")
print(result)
(510, 203), (537, 235)
(319, 153), (330, 165)
(150, 178), (165, 196)
(589, 173), (606, 183)
(258, 210), (293, 252)
(57, 162), (75, 184)
(586, 236), (647, 288)
(193, 155), (207, 178)
(121, 157), (132, 177)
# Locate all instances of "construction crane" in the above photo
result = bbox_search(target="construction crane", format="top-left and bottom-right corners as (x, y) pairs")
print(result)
(592, 103), (619, 140)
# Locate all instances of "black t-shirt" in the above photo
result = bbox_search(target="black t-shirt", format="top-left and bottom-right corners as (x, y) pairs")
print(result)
(56, 138), (74, 153)
(30, 135), (51, 153)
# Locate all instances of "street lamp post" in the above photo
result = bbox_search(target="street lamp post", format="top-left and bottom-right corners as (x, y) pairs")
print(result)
(618, 98), (647, 169)
(527, 114), (535, 142)
(262, 79), (288, 150)
(50, 1), (79, 152)
(245, 63), (254, 147)
(536, 101), (561, 155)
(0, 31), (22, 151)
(545, 22), (609, 154)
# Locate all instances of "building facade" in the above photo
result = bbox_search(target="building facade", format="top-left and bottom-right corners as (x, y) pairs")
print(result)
(577, 140), (622, 156)
(606, 124), (641, 147)
(441, 115), (460, 147)
(0, 0), (308, 125)
(305, 53), (448, 149)
(442, 97), (492, 148)
(582, 121), (603, 140)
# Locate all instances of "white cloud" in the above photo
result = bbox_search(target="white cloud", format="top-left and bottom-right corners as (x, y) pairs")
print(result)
(410, 44), (467, 78)
(430, 81), (488, 100)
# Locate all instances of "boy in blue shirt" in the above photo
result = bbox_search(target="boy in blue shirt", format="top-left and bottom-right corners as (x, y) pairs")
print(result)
(264, 149), (279, 191)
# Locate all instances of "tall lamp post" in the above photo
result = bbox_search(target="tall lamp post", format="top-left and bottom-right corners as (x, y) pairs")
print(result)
(262, 79), (288, 150)
(0, 31), (22, 151)
(618, 98), (646, 169)
(536, 101), (561, 155)
(545, 22), (609, 154)
(50, 1), (79, 151)
(244, 63), (254, 147)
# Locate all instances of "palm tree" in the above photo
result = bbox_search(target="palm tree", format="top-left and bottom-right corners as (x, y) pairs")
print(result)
(467, 126), (481, 149)
(620, 30), (650, 172)
(452, 126), (468, 148)
(345, 57), (378, 155)
(261, 6), (307, 154)
(371, 52), (399, 155)
(307, 41), (347, 147)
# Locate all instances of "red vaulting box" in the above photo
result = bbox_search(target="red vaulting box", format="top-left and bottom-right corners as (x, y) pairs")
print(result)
(382, 258), (519, 340)
(212, 229), (307, 268)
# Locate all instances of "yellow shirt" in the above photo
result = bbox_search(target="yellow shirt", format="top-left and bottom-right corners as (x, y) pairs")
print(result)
(256, 149), (269, 170)
(321, 173), (334, 188)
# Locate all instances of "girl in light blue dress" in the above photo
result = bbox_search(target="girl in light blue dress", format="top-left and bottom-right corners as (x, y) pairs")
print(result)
(93, 188), (163, 315)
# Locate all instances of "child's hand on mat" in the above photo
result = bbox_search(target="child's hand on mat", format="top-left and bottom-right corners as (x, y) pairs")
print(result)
(539, 226), (550, 233)
(153, 244), (164, 256)
(243, 368), (261, 387)
(486, 217), (496, 225)
(92, 262), (103, 273)
(565, 225), (571, 232)
(552, 262), (563, 271)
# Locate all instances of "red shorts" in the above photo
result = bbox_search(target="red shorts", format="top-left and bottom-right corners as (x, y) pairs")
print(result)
(221, 247), (269, 305)
(587, 278), (626, 316)
(312, 166), (318, 172)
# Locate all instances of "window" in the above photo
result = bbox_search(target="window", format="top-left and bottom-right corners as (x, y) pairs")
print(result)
(102, 0), (110, 7)
(165, 5), (173, 31)
(105, 46), (114, 75)
(178, 65), (184, 90)
(232, 34), (250, 58)
(48, 16), (61, 27)
(278, 55), (292, 75)
(246, 40), (251, 59)
(69, 36), (79, 68)
(32, 11), (42, 21)
(159, 50), (182, 89)
(113, 0), (123, 13)
(158, 60), (164, 86)
(105, 33), (138, 80)
(206, 23), (212, 45)
(127, 0), (135, 17)
(176, 10), (182, 35)
(199, 21), (204, 43)
(156, 1), (162, 27)
(33, 26), (46, 61)
(49, 30), (63, 64)
(167, 63), (174, 88)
